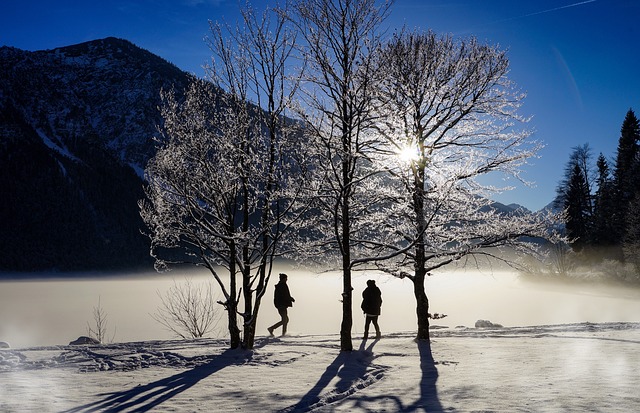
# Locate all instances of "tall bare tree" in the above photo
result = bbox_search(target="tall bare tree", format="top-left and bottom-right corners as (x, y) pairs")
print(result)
(289, 0), (393, 352)
(211, 3), (306, 349)
(372, 30), (559, 341)
(141, 4), (305, 349)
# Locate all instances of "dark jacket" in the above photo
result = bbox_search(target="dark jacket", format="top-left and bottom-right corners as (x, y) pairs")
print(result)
(361, 284), (382, 315)
(274, 281), (294, 309)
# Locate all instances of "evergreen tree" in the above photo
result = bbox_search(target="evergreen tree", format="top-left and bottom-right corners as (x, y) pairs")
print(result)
(564, 163), (592, 251)
(555, 110), (640, 265)
(555, 144), (595, 251)
(623, 194), (640, 274)
(554, 144), (594, 211)
(612, 109), (640, 242)
(592, 153), (618, 254)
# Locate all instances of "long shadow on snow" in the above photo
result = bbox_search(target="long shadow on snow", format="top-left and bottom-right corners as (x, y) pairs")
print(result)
(279, 338), (382, 412)
(61, 348), (251, 413)
(410, 340), (448, 412)
(354, 340), (450, 412)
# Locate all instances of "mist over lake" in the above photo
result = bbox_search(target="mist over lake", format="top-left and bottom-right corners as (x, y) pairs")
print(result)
(2, 264), (640, 349)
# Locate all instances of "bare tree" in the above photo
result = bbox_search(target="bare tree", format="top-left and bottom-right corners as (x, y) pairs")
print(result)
(371, 30), (561, 341)
(152, 278), (221, 339)
(231, 4), (307, 349)
(141, 4), (306, 349)
(289, 0), (393, 351)
(86, 296), (114, 344)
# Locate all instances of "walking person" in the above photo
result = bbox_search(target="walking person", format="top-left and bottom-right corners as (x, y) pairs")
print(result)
(361, 279), (382, 339)
(268, 273), (295, 336)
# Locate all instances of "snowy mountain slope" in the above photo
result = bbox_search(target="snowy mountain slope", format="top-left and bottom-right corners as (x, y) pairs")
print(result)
(0, 37), (190, 172)
(0, 38), (193, 272)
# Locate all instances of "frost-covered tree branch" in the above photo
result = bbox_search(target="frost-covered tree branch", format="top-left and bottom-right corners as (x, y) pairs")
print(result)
(288, 0), (394, 352)
(140, 3), (307, 350)
(370, 30), (563, 340)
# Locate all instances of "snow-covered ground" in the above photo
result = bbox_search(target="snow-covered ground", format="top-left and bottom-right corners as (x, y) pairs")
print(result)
(2, 268), (640, 411)
(1, 322), (639, 412)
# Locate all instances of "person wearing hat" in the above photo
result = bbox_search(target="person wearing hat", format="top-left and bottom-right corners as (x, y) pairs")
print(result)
(268, 273), (295, 336)
(361, 279), (382, 339)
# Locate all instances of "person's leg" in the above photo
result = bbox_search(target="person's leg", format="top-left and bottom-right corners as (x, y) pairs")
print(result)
(279, 307), (289, 336)
(268, 308), (286, 335)
(268, 319), (282, 335)
(364, 315), (372, 339)
(372, 315), (380, 338)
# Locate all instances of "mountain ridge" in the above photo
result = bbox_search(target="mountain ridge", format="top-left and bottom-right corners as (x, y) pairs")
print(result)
(0, 37), (192, 272)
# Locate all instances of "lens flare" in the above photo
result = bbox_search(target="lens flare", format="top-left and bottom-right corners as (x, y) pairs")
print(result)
(398, 145), (419, 163)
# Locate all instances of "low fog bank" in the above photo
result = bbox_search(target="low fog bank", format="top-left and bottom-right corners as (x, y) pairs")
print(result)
(1, 264), (640, 348)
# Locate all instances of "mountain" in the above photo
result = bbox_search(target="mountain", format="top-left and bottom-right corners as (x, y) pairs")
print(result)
(488, 201), (531, 216)
(0, 37), (192, 272)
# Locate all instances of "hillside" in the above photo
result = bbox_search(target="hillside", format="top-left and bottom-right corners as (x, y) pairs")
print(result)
(0, 37), (192, 272)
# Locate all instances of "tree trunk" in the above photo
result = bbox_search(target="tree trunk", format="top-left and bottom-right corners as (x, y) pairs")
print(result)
(228, 245), (241, 349)
(243, 318), (256, 350)
(340, 264), (353, 351)
(340, 143), (353, 352)
(242, 283), (254, 349)
(227, 303), (241, 349)
(244, 300), (262, 350)
(414, 272), (430, 341)
(414, 146), (429, 341)
(243, 266), (268, 350)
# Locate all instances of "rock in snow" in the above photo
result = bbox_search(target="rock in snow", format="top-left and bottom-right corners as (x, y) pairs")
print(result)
(475, 319), (503, 328)
(69, 336), (100, 345)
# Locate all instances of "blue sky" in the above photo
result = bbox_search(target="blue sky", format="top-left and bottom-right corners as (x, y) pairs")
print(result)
(1, 0), (639, 211)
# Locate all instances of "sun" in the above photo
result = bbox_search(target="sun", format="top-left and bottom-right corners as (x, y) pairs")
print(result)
(397, 145), (419, 163)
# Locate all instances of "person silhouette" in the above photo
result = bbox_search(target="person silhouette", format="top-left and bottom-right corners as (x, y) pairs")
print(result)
(361, 279), (382, 339)
(268, 273), (295, 336)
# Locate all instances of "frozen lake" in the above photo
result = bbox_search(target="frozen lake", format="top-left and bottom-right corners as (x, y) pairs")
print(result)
(2, 264), (640, 348)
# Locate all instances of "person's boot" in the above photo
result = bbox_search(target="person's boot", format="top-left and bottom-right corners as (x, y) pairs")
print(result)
(268, 327), (274, 336)
(375, 330), (381, 339)
(363, 331), (368, 340)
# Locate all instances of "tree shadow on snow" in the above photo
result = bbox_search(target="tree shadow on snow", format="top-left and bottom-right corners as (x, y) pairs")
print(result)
(409, 340), (447, 412)
(355, 340), (449, 412)
(61, 349), (251, 413)
(279, 338), (381, 412)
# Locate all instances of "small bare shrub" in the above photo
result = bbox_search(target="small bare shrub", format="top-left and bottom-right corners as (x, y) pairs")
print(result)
(86, 297), (115, 344)
(152, 278), (221, 339)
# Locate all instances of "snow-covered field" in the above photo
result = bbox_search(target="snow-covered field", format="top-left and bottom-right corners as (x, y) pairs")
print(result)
(1, 322), (639, 412)
(2, 268), (640, 411)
